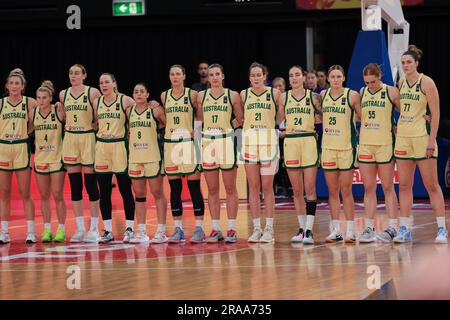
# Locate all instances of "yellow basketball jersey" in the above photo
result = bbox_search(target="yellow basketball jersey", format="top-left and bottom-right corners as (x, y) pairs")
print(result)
(33, 105), (63, 163)
(0, 96), (29, 143)
(284, 89), (317, 135)
(397, 74), (429, 137)
(128, 105), (161, 163)
(164, 88), (194, 140)
(96, 94), (127, 141)
(202, 88), (233, 137)
(63, 86), (94, 133)
(360, 84), (395, 145)
(243, 87), (276, 131)
(322, 88), (356, 150)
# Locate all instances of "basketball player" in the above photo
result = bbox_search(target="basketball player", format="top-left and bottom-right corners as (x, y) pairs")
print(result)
(320, 65), (361, 243)
(242, 62), (282, 243)
(128, 83), (168, 243)
(358, 64), (400, 243)
(31, 81), (67, 242)
(59, 64), (101, 242)
(394, 45), (447, 243)
(0, 69), (37, 244)
(93, 73), (136, 243)
(277, 65), (321, 244)
(161, 65), (205, 243)
(196, 64), (243, 243)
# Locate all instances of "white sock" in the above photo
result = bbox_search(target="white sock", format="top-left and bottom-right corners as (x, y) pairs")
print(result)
(306, 215), (315, 231)
(266, 218), (274, 227)
(1, 221), (8, 232)
(228, 219), (236, 230)
(400, 216), (410, 228)
(44, 223), (51, 230)
(126, 220), (134, 230)
(58, 224), (65, 231)
(437, 217), (446, 229)
(76, 216), (85, 230)
(298, 215), (306, 229)
(174, 220), (183, 229)
(138, 224), (146, 232)
(27, 220), (35, 233)
(388, 219), (398, 230)
(332, 220), (340, 231)
(103, 219), (112, 232)
(365, 219), (374, 229)
(347, 220), (354, 235)
(212, 219), (221, 231)
(157, 224), (166, 233)
(90, 217), (98, 231)
(253, 218), (261, 229)
(195, 220), (203, 228)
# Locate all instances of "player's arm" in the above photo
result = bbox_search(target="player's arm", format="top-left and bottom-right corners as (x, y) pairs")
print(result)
(276, 92), (286, 125)
(196, 90), (205, 122)
(55, 101), (66, 122)
(422, 75), (440, 158)
(240, 90), (246, 124)
(231, 90), (244, 129)
(388, 85), (401, 112)
(27, 97), (38, 134)
(190, 89), (199, 121)
(312, 92), (322, 124)
(350, 90), (362, 120)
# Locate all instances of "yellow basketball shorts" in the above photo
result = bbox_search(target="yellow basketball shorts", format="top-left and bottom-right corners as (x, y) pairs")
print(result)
(283, 135), (318, 169)
(358, 144), (394, 164)
(0, 142), (30, 171)
(201, 135), (237, 171)
(394, 135), (438, 160)
(62, 132), (95, 166)
(34, 162), (65, 174)
(94, 141), (128, 174)
(164, 139), (200, 176)
(321, 148), (357, 171)
(128, 161), (163, 179)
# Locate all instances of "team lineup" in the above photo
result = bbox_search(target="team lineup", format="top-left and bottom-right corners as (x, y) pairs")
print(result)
(0, 45), (447, 246)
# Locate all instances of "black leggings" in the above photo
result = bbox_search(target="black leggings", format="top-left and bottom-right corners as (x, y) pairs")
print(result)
(97, 173), (135, 221)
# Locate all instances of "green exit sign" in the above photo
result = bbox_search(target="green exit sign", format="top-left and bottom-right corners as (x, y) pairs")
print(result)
(113, 0), (145, 16)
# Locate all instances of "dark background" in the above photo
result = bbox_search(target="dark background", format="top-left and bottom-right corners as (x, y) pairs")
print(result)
(0, 0), (449, 124)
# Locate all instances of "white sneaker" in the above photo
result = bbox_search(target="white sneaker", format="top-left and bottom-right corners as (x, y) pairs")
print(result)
(70, 229), (86, 243)
(260, 226), (275, 243)
(83, 230), (101, 243)
(326, 228), (343, 243)
(26, 232), (37, 244)
(359, 227), (376, 243)
(123, 227), (134, 243)
(0, 231), (10, 244)
(130, 230), (150, 244)
(152, 230), (168, 244)
(435, 227), (448, 244)
(345, 231), (356, 243)
(248, 227), (263, 243)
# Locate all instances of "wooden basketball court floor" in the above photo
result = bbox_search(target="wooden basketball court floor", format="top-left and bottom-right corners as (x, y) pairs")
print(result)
(1, 192), (449, 300)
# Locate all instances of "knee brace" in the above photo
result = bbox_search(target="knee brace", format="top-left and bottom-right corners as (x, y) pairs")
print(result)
(84, 173), (100, 201)
(68, 173), (83, 201)
(169, 178), (183, 217)
(306, 200), (317, 216)
(187, 179), (204, 217)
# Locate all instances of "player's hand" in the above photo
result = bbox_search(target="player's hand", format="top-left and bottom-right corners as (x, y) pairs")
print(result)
(149, 100), (160, 109)
(426, 141), (436, 159)
(424, 114), (432, 123)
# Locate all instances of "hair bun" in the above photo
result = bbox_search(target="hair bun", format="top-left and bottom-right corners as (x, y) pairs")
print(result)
(9, 68), (25, 77)
(40, 80), (55, 96)
(408, 44), (423, 60)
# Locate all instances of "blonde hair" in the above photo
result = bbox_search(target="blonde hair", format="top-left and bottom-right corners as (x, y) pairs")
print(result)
(37, 80), (55, 97)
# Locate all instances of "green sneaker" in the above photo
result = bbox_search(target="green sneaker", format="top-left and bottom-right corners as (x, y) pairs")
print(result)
(41, 229), (53, 243)
(53, 228), (66, 242)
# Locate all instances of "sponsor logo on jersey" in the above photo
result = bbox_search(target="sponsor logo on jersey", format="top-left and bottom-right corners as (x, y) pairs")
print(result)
(322, 161), (336, 166)
(0, 162), (10, 167)
(341, 97), (346, 105)
(394, 150), (407, 156)
(36, 165), (49, 170)
(381, 91), (386, 99)
(64, 156), (77, 162)
(266, 93), (271, 101)
(184, 97), (189, 104)
(359, 154), (373, 160)
(223, 96), (228, 104)
(129, 170), (142, 176)
(95, 165), (109, 170)
(286, 160), (300, 165)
